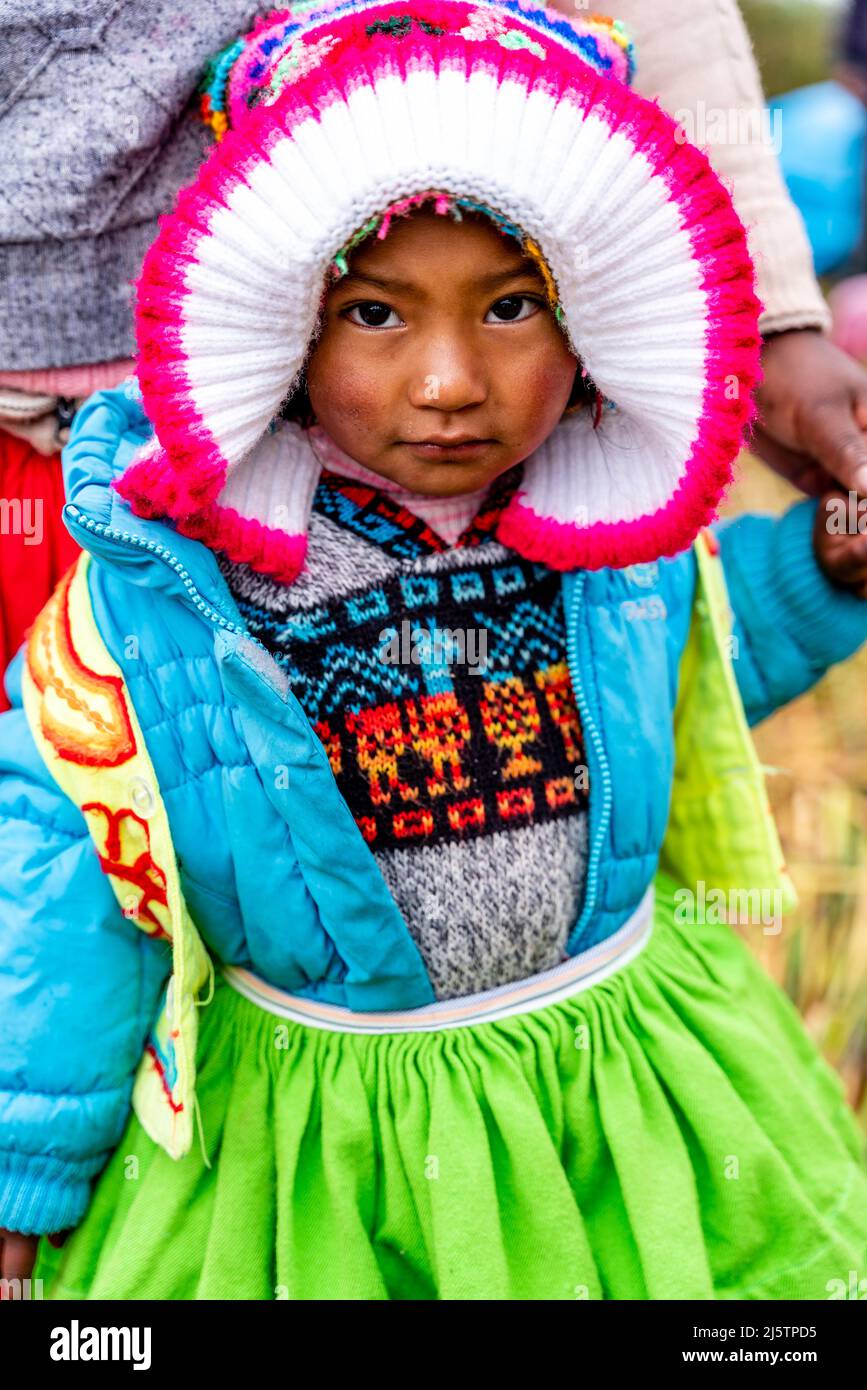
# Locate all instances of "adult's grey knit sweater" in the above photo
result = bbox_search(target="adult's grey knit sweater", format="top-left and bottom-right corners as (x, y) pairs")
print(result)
(0, 1), (256, 370)
(0, 0), (831, 372)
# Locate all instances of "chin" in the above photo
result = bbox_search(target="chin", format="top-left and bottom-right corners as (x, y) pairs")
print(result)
(411, 467), (495, 497)
(406, 452), (516, 494)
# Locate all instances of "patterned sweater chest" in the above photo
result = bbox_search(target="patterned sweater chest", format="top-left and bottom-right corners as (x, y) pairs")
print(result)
(217, 461), (590, 999)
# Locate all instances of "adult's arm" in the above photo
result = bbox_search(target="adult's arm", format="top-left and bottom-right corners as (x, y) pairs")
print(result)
(713, 500), (867, 724)
(610, 0), (832, 337)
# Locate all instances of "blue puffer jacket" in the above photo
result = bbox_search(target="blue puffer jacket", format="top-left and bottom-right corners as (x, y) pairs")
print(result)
(3, 382), (867, 1237)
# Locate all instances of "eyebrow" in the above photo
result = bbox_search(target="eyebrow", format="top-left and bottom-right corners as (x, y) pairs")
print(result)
(335, 263), (544, 294)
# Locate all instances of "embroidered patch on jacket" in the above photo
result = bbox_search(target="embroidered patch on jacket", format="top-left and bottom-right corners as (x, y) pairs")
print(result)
(26, 562), (136, 767)
(81, 802), (172, 939)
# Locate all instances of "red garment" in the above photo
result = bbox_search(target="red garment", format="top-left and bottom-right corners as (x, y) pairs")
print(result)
(0, 429), (80, 711)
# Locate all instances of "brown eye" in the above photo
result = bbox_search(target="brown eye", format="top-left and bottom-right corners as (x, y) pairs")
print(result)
(345, 301), (402, 328)
(486, 294), (543, 324)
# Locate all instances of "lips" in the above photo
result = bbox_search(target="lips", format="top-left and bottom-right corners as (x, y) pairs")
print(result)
(402, 437), (494, 456)
(415, 437), (489, 447)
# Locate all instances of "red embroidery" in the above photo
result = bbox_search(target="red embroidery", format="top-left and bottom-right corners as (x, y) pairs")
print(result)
(496, 786), (535, 820)
(144, 1042), (184, 1112)
(480, 679), (543, 779)
(703, 527), (720, 558)
(315, 718), (343, 775)
(535, 663), (585, 764)
(545, 776), (576, 809)
(446, 798), (486, 832)
(404, 693), (472, 796)
(26, 563), (137, 767)
(347, 702), (420, 805)
(81, 802), (171, 940)
(393, 807), (435, 839)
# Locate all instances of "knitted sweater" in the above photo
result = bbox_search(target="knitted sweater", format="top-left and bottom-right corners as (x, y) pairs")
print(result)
(216, 456), (590, 999)
(0, 0), (257, 370)
(304, 430), (494, 543)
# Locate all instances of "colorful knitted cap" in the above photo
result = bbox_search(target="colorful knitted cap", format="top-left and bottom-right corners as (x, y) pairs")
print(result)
(117, 0), (763, 580)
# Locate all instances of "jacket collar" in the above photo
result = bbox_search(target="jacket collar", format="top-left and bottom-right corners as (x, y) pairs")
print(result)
(60, 386), (592, 693)
(62, 407), (249, 635)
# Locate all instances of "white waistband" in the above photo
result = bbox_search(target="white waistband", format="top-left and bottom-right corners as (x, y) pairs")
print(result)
(220, 886), (655, 1034)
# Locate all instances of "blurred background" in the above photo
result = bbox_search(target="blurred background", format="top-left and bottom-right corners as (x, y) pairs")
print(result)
(745, 0), (841, 93)
(729, 0), (867, 1131)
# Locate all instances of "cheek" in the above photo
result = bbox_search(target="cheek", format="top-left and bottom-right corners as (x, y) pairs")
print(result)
(507, 340), (578, 427)
(529, 352), (577, 398)
(306, 324), (398, 428)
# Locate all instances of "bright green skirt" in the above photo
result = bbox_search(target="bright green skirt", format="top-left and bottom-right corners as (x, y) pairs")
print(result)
(33, 873), (867, 1300)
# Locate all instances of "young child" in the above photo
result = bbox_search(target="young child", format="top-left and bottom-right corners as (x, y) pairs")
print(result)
(3, 0), (867, 1301)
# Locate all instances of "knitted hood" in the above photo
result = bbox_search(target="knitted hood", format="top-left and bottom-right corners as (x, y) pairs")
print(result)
(115, 0), (763, 581)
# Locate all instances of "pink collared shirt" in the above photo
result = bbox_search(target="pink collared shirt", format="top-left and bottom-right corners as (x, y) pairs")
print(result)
(307, 425), (493, 546)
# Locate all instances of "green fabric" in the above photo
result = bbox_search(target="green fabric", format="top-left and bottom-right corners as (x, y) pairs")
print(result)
(660, 532), (797, 912)
(32, 872), (867, 1301)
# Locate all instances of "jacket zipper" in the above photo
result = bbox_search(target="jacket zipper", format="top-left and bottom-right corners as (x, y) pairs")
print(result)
(65, 505), (268, 652)
(68, 504), (613, 953)
(67, 501), (436, 1001)
(563, 570), (613, 954)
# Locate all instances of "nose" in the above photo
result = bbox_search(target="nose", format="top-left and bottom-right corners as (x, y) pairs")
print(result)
(406, 329), (489, 412)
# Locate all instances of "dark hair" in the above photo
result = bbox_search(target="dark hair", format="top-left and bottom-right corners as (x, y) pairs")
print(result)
(279, 369), (318, 429)
(280, 204), (603, 428)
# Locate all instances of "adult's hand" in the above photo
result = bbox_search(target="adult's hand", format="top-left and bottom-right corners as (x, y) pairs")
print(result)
(751, 329), (867, 498)
(833, 62), (867, 107)
(0, 1225), (70, 1294)
(0, 1228), (40, 1291)
(813, 491), (867, 600)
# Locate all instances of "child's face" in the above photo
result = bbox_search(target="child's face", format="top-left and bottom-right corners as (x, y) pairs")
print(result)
(305, 206), (579, 496)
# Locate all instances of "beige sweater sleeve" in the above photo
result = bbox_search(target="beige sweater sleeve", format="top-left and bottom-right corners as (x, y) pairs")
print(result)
(615, 0), (831, 335)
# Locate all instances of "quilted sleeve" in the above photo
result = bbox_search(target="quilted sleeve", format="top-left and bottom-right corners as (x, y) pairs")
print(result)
(0, 648), (172, 1236)
(714, 498), (867, 725)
